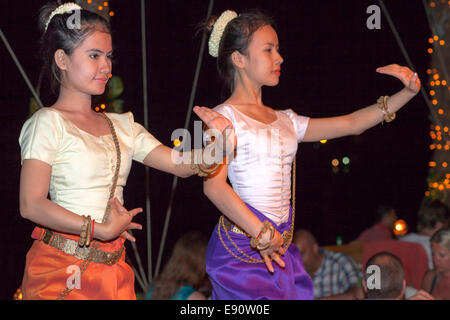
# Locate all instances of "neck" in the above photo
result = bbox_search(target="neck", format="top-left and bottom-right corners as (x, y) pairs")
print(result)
(228, 74), (264, 107)
(54, 85), (93, 114)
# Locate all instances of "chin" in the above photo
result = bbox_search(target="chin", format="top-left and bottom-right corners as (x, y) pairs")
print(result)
(89, 88), (107, 96)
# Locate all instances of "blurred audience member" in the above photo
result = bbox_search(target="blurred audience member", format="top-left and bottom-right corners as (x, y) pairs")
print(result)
(146, 232), (210, 300)
(356, 205), (397, 242)
(401, 200), (449, 269)
(363, 251), (434, 300)
(422, 228), (450, 300)
(294, 230), (363, 300)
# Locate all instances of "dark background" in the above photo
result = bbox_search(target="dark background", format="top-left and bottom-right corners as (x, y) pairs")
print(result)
(0, 0), (431, 299)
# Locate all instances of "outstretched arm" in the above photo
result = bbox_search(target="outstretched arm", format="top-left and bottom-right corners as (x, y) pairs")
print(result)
(302, 64), (421, 142)
(143, 106), (236, 178)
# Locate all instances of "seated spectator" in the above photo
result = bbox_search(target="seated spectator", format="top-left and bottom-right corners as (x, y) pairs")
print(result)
(293, 229), (364, 300)
(356, 204), (397, 242)
(363, 251), (435, 300)
(145, 232), (210, 300)
(422, 228), (450, 300)
(400, 200), (449, 269)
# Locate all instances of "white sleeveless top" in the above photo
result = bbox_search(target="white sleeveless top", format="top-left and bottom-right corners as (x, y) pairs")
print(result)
(208, 105), (310, 225)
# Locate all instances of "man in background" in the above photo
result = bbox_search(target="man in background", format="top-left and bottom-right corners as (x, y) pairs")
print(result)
(294, 229), (364, 300)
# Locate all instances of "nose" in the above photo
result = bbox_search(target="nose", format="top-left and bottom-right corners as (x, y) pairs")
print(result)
(100, 56), (112, 75)
(276, 50), (284, 65)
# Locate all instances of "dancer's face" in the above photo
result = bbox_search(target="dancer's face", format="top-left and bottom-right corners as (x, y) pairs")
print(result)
(57, 30), (113, 95)
(239, 25), (283, 87)
(431, 242), (450, 273)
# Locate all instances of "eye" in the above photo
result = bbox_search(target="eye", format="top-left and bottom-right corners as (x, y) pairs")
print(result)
(89, 54), (99, 59)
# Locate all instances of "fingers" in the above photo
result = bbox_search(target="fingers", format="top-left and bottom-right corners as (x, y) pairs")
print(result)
(194, 106), (233, 133)
(120, 223), (143, 243)
(110, 198), (143, 217)
(128, 222), (143, 230)
(121, 231), (136, 242)
(270, 252), (285, 268)
(262, 253), (274, 273)
(111, 197), (127, 214)
(128, 207), (143, 217)
(278, 246), (286, 256)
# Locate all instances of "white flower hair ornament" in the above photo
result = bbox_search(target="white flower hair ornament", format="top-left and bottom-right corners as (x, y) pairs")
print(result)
(45, 2), (83, 32)
(208, 10), (238, 58)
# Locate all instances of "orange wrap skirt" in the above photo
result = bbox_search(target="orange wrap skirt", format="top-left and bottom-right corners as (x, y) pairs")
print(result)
(21, 226), (136, 300)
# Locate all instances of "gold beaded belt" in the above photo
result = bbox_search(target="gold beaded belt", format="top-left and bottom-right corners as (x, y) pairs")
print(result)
(222, 216), (251, 237)
(40, 229), (124, 266)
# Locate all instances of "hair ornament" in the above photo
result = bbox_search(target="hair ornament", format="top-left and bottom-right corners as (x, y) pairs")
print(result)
(208, 10), (238, 57)
(45, 2), (83, 32)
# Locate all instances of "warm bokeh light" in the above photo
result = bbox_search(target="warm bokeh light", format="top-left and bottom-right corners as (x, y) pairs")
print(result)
(331, 159), (339, 167)
(394, 219), (408, 236)
(320, 139), (327, 144)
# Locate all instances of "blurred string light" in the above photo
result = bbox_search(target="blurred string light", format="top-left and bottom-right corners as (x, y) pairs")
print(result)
(13, 288), (22, 300)
(425, 0), (450, 203)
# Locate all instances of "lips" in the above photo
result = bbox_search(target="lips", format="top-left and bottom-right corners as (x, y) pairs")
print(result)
(95, 78), (108, 84)
(273, 70), (281, 76)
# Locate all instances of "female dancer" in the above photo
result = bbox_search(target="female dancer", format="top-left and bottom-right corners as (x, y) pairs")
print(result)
(19, 2), (234, 300)
(202, 10), (420, 299)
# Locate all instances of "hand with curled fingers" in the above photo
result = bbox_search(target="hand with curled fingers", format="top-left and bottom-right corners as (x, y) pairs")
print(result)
(257, 227), (286, 273)
(193, 106), (237, 159)
(100, 197), (143, 242)
(376, 64), (421, 95)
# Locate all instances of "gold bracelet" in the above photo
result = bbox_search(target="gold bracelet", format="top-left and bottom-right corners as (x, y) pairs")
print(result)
(78, 215), (92, 247)
(78, 216), (88, 247)
(377, 96), (396, 124)
(85, 216), (92, 247)
(190, 149), (220, 177)
(250, 221), (275, 250)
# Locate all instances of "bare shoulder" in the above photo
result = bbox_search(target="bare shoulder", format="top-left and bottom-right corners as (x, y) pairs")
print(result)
(422, 269), (436, 291)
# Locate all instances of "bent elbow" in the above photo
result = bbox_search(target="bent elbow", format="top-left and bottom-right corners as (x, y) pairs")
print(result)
(19, 201), (30, 219)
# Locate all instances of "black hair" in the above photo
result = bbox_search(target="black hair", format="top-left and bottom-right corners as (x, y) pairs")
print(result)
(38, 1), (112, 95)
(374, 204), (395, 223)
(203, 9), (275, 94)
(364, 251), (404, 299)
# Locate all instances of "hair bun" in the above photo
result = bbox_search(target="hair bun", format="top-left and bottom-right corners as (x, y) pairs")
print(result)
(205, 15), (219, 34)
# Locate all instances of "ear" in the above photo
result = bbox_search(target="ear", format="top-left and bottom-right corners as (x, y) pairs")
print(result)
(54, 49), (69, 71)
(231, 50), (246, 69)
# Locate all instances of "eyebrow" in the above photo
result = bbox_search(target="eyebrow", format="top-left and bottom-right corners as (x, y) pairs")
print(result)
(86, 48), (113, 54)
(263, 42), (279, 47)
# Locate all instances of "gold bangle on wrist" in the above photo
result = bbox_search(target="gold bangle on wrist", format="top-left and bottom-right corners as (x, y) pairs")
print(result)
(377, 96), (396, 124)
(250, 221), (275, 250)
(78, 215), (92, 247)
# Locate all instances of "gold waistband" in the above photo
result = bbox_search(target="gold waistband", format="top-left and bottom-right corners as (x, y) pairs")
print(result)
(222, 216), (251, 237)
(40, 229), (123, 266)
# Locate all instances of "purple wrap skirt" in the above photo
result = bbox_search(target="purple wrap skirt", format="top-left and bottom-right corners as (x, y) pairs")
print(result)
(205, 203), (314, 300)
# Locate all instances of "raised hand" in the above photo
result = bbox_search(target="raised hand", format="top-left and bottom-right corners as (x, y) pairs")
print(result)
(102, 197), (143, 242)
(193, 106), (237, 159)
(376, 64), (421, 94)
